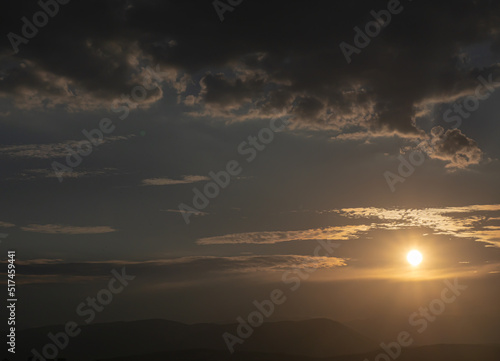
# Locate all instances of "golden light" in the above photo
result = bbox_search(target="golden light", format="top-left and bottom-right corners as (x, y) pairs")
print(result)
(407, 250), (423, 266)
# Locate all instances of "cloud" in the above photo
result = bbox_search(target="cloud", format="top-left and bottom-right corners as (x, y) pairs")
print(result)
(210, 204), (500, 249)
(337, 204), (500, 247)
(9, 254), (496, 285)
(1, 0), (499, 140)
(0, 140), (80, 159)
(197, 225), (370, 245)
(0, 136), (134, 159)
(197, 72), (266, 111)
(0, 255), (346, 285)
(141, 175), (210, 186)
(0, 221), (15, 228)
(410, 127), (484, 169)
(20, 224), (116, 234)
(0, 38), (170, 111)
(11, 167), (121, 180)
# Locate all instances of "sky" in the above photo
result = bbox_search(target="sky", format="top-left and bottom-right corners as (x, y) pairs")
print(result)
(0, 0), (499, 331)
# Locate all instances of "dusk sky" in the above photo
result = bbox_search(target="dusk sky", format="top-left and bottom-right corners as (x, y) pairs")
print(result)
(0, 0), (499, 345)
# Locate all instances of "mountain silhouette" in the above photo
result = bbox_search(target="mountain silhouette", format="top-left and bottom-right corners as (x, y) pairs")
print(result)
(16, 318), (376, 360)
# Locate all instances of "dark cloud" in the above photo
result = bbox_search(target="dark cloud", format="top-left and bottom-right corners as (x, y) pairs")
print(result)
(1, 0), (500, 137)
(292, 96), (325, 124)
(197, 72), (266, 113)
(428, 127), (484, 168)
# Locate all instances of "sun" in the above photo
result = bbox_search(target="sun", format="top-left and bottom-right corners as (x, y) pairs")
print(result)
(407, 250), (423, 266)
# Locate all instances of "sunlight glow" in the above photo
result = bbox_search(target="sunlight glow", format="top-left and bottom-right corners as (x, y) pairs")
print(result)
(407, 250), (423, 266)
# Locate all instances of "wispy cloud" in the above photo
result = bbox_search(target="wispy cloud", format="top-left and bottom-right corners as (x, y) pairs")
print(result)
(198, 204), (500, 248)
(0, 136), (134, 160)
(141, 175), (210, 186)
(0, 221), (15, 228)
(197, 225), (370, 245)
(12, 167), (121, 180)
(21, 224), (116, 234)
(336, 204), (500, 247)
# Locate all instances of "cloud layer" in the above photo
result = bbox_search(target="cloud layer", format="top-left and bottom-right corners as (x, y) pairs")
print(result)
(197, 204), (500, 247)
(1, 255), (346, 285)
(337, 204), (500, 247)
(2, 0), (500, 148)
